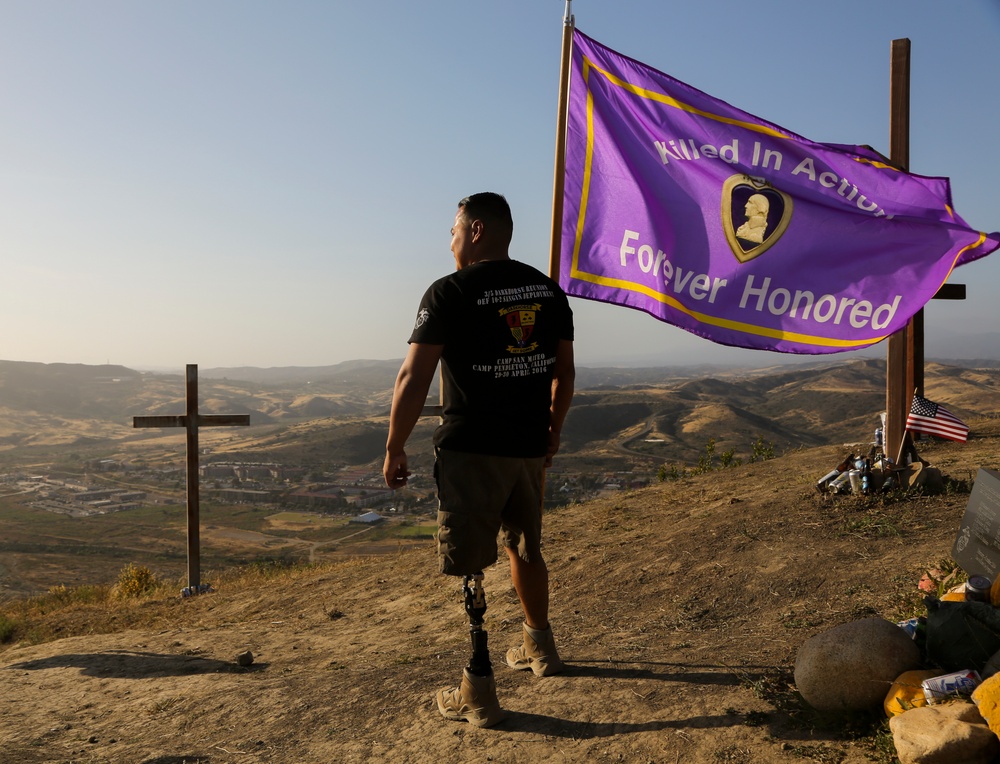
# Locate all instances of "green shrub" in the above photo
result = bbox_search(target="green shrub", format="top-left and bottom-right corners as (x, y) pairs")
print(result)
(112, 563), (159, 600)
(0, 614), (16, 644)
(749, 436), (775, 463)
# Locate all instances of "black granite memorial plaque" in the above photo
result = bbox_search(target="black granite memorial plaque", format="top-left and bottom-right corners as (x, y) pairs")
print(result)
(953, 468), (1000, 581)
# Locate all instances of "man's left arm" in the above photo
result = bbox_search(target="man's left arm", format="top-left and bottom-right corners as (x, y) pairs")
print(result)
(546, 338), (575, 468)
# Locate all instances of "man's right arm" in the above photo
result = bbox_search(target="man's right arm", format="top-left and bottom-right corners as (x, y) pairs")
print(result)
(384, 342), (443, 488)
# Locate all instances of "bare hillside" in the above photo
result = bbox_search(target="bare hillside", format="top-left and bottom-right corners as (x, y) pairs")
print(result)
(3, 358), (999, 475)
(2, 417), (998, 763)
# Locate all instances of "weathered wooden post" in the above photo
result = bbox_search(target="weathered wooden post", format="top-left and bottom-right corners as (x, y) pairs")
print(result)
(884, 38), (912, 466)
(884, 39), (967, 465)
(133, 364), (250, 593)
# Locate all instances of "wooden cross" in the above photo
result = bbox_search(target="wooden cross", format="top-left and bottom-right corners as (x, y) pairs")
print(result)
(884, 39), (967, 464)
(133, 364), (250, 592)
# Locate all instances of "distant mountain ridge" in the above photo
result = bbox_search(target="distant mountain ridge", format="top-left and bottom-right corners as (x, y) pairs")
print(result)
(2, 357), (999, 464)
(200, 359), (403, 387)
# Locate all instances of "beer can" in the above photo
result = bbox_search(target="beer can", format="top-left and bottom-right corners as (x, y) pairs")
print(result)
(896, 617), (921, 639)
(828, 471), (852, 494)
(966, 575), (993, 604)
(921, 670), (981, 705)
(875, 427), (883, 447)
(848, 469), (862, 495)
(816, 469), (840, 492)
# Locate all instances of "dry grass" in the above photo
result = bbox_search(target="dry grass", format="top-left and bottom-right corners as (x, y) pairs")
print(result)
(0, 558), (367, 651)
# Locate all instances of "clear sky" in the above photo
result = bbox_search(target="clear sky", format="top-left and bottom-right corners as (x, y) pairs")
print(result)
(2, 1), (997, 370)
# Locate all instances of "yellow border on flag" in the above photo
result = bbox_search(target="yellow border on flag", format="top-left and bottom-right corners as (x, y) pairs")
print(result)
(584, 60), (792, 140)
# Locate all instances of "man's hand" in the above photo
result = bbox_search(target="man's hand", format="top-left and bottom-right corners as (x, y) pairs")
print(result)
(384, 451), (410, 489)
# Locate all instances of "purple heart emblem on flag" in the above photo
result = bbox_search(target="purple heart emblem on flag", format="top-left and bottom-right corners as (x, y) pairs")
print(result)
(721, 174), (793, 263)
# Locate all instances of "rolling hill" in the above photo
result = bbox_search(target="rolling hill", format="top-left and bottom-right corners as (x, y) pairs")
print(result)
(2, 358), (999, 472)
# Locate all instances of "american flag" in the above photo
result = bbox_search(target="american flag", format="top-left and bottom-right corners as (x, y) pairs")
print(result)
(905, 395), (970, 443)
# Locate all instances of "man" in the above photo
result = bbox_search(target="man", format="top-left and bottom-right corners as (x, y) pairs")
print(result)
(384, 192), (575, 727)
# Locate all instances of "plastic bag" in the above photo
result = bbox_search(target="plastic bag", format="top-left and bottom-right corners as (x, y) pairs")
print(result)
(924, 596), (1000, 672)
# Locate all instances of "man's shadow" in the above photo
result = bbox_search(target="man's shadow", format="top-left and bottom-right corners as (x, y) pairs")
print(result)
(498, 711), (744, 737)
(8, 650), (266, 678)
(562, 659), (770, 686)
(490, 660), (785, 737)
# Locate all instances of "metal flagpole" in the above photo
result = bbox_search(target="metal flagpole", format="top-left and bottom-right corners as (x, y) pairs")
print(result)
(548, 0), (575, 281)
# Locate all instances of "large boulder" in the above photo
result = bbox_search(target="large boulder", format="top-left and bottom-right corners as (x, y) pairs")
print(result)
(889, 701), (998, 764)
(794, 617), (921, 711)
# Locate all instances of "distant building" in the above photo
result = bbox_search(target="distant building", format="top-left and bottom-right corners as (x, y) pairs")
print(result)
(351, 511), (384, 524)
(199, 462), (303, 481)
(288, 487), (347, 510)
(344, 488), (392, 508)
(201, 464), (237, 479)
(75, 489), (119, 503)
(85, 459), (121, 472)
(336, 467), (371, 484)
(235, 464), (274, 481)
(213, 488), (272, 504)
(289, 484), (391, 510)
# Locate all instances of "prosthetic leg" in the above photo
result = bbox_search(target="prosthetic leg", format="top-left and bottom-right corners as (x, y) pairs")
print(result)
(464, 572), (491, 676)
(435, 571), (505, 727)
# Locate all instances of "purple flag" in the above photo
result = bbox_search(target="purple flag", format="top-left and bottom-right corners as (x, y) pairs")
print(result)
(560, 31), (999, 354)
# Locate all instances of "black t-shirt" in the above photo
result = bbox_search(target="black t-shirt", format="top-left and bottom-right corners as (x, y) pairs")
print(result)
(408, 259), (574, 457)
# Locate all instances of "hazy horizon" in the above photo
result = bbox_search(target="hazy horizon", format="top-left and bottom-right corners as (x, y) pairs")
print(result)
(7, 328), (1000, 376)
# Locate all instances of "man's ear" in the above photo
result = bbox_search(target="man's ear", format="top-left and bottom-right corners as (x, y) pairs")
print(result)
(470, 219), (484, 241)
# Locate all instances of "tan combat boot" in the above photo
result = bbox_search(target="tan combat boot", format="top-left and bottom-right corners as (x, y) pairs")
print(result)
(506, 622), (565, 677)
(436, 669), (505, 728)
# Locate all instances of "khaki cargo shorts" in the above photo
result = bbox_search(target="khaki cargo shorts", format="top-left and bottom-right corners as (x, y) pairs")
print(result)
(433, 448), (546, 576)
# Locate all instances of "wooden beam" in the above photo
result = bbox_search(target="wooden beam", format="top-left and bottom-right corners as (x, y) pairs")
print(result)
(885, 38), (911, 464)
(911, 308), (924, 396)
(934, 284), (966, 300)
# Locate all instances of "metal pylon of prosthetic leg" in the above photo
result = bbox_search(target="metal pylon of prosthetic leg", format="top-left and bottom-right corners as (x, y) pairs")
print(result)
(463, 572), (492, 676)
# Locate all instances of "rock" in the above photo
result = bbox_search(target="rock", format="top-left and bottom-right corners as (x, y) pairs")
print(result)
(236, 650), (254, 666)
(890, 700), (998, 764)
(972, 671), (1000, 734)
(794, 617), (921, 711)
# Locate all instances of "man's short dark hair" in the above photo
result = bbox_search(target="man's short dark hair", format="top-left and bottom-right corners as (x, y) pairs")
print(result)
(458, 192), (513, 243)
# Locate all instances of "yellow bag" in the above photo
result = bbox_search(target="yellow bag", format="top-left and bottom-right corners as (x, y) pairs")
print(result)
(884, 669), (940, 717)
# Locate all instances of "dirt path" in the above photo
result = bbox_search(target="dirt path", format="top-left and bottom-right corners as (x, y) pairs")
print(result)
(199, 523), (378, 565)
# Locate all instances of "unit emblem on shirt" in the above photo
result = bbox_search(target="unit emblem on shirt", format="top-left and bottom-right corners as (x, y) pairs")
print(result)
(499, 304), (541, 354)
